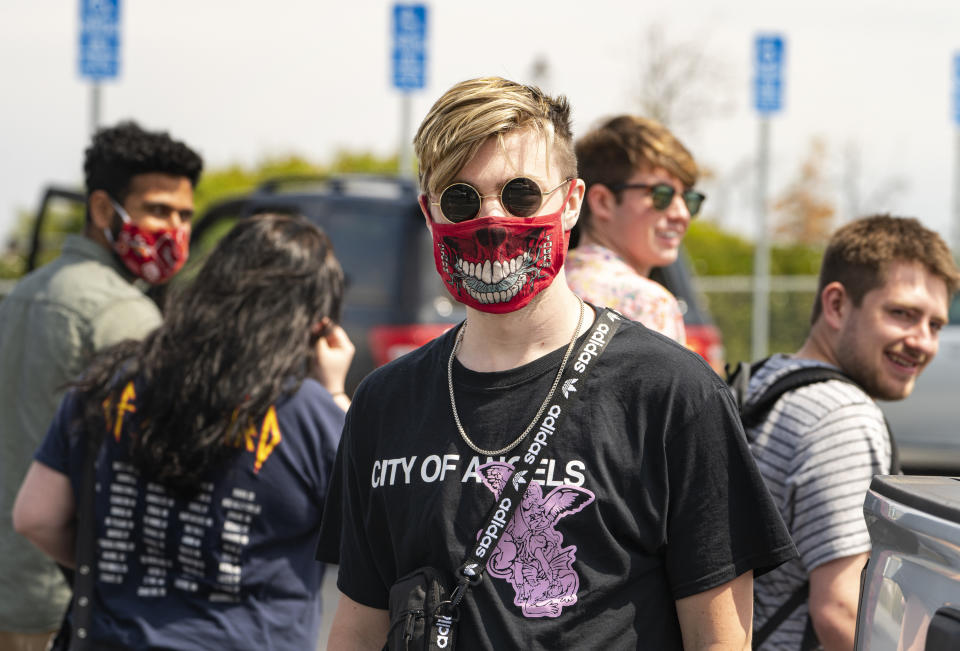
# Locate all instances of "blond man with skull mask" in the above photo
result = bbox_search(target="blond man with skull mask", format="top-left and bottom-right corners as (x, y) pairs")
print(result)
(317, 77), (795, 650)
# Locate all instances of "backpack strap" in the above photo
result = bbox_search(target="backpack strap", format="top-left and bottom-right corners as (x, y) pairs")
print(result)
(725, 358), (771, 411)
(741, 366), (853, 432)
(885, 414), (901, 474)
(739, 364), (901, 472)
(744, 363), (902, 648)
(752, 582), (810, 649)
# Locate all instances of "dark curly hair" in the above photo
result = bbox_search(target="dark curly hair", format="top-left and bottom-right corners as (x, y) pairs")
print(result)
(83, 120), (203, 221)
(73, 213), (343, 493)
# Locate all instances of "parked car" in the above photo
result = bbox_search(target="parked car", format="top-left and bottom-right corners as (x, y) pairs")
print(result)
(880, 293), (960, 474)
(650, 251), (725, 373)
(193, 175), (726, 389)
(188, 175), (461, 394)
(855, 475), (960, 650)
(24, 176), (725, 392)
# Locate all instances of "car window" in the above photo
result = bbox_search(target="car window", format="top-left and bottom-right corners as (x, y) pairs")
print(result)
(950, 293), (960, 325)
(298, 197), (408, 309)
(649, 250), (711, 326)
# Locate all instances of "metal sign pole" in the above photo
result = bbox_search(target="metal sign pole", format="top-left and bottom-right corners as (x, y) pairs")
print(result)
(953, 53), (960, 254)
(954, 129), (960, 255)
(79, 0), (120, 136)
(751, 33), (784, 360)
(752, 118), (771, 360)
(391, 4), (427, 180)
(90, 83), (101, 136)
(400, 92), (413, 178)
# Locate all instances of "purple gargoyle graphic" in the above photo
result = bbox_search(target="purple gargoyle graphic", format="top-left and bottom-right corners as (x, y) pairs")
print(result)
(477, 462), (595, 618)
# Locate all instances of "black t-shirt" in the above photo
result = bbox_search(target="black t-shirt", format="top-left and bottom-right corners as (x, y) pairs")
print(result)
(317, 312), (795, 650)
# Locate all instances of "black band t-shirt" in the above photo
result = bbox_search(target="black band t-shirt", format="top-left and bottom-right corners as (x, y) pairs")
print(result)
(318, 311), (795, 649)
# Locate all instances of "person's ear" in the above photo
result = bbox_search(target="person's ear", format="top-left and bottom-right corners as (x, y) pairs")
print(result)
(88, 190), (115, 231)
(561, 179), (586, 231)
(586, 183), (617, 224)
(418, 194), (435, 234)
(819, 282), (849, 330)
(311, 317), (332, 338)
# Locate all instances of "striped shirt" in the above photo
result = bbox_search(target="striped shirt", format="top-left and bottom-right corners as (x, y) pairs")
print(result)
(747, 354), (892, 650)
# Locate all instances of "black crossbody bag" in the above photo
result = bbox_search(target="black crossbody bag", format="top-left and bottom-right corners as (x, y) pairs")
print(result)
(385, 308), (623, 650)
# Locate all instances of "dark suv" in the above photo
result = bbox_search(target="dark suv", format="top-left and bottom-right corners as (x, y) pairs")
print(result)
(194, 175), (725, 388)
(190, 175), (463, 393)
(24, 175), (724, 392)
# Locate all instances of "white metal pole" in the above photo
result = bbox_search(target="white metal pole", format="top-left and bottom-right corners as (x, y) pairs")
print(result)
(752, 118), (771, 360)
(953, 129), (960, 255)
(90, 83), (101, 136)
(400, 92), (414, 178)
(953, 54), (960, 255)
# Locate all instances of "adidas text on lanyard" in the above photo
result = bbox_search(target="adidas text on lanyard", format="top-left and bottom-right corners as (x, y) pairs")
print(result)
(450, 308), (623, 609)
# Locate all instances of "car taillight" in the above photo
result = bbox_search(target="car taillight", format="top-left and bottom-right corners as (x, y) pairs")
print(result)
(685, 324), (725, 375)
(368, 323), (456, 367)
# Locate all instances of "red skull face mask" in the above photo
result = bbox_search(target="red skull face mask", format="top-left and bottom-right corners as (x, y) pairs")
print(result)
(107, 198), (190, 285)
(425, 183), (574, 314)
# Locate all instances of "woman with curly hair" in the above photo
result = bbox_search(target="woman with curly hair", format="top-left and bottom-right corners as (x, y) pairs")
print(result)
(14, 213), (353, 650)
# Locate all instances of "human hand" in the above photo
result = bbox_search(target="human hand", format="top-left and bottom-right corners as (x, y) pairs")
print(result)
(313, 324), (355, 400)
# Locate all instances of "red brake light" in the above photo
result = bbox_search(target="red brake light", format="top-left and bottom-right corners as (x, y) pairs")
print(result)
(685, 324), (725, 375)
(368, 324), (456, 367)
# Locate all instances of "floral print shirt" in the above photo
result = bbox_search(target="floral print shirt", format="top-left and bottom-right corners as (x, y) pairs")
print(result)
(566, 243), (686, 344)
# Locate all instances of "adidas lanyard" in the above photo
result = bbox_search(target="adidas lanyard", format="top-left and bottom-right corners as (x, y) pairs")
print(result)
(444, 307), (622, 613)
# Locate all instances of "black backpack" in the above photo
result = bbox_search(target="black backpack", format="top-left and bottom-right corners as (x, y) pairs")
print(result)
(725, 358), (901, 650)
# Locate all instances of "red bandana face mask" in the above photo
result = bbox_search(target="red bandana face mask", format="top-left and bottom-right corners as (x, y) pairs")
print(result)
(425, 183), (574, 314)
(107, 199), (190, 285)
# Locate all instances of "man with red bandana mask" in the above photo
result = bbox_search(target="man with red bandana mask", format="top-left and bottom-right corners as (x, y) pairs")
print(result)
(744, 215), (959, 651)
(0, 121), (201, 650)
(317, 76), (796, 650)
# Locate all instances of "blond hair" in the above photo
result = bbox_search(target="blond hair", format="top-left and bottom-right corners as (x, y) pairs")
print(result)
(413, 77), (577, 197)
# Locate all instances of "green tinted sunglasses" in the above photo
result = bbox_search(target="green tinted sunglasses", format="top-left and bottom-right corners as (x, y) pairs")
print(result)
(609, 182), (706, 217)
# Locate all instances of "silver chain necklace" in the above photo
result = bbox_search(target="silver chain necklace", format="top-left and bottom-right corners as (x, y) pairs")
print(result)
(447, 296), (585, 456)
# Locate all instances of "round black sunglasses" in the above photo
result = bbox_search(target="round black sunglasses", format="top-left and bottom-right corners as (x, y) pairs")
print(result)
(433, 177), (572, 223)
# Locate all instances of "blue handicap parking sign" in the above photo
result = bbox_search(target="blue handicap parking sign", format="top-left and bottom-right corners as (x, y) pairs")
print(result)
(392, 4), (427, 91)
(953, 53), (960, 126)
(754, 35), (785, 114)
(79, 0), (121, 81)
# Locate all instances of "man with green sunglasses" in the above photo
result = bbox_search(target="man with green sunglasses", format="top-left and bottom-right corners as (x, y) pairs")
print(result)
(567, 115), (704, 345)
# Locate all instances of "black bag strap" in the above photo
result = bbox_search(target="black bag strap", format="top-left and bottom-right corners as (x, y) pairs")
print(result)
(69, 431), (99, 651)
(442, 307), (624, 614)
(800, 615), (820, 651)
(725, 357), (770, 416)
(743, 360), (902, 649)
(738, 361), (901, 473)
(741, 365), (855, 432)
(752, 582), (810, 649)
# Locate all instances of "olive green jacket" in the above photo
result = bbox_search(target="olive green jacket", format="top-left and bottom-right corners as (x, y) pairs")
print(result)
(0, 235), (161, 632)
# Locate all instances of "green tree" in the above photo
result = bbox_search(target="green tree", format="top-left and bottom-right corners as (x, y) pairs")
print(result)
(684, 220), (753, 275)
(329, 150), (399, 175)
(772, 137), (836, 246)
(684, 220), (823, 366)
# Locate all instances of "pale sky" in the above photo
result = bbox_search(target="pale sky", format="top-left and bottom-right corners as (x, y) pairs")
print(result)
(2, 0), (959, 250)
